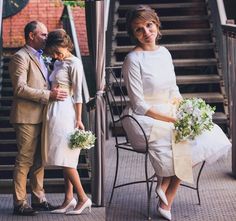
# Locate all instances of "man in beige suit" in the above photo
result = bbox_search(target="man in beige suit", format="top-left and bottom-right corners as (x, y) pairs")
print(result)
(9, 21), (67, 216)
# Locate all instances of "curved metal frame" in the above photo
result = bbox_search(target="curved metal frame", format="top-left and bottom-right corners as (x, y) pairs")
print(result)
(180, 160), (205, 205)
(105, 67), (206, 219)
(105, 67), (154, 219)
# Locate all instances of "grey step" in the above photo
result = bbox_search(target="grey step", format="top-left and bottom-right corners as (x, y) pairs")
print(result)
(0, 106), (11, 110)
(0, 116), (10, 121)
(0, 128), (14, 132)
(0, 163), (90, 171)
(114, 92), (224, 105)
(117, 15), (209, 24)
(115, 43), (215, 53)
(114, 58), (217, 67)
(0, 96), (13, 100)
(113, 75), (220, 86)
(0, 152), (17, 157)
(1, 87), (12, 91)
(176, 75), (220, 84)
(116, 28), (212, 37)
(182, 92), (224, 103)
(0, 139), (16, 144)
(119, 3), (205, 10)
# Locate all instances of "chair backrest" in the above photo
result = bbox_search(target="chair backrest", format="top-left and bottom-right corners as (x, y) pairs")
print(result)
(105, 66), (149, 152)
(105, 67), (128, 139)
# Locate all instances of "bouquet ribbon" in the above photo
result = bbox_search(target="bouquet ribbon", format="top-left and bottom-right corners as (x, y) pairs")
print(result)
(172, 131), (194, 184)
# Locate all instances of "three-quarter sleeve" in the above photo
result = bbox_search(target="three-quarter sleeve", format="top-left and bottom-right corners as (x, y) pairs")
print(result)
(122, 54), (151, 115)
(69, 58), (83, 103)
(166, 50), (182, 100)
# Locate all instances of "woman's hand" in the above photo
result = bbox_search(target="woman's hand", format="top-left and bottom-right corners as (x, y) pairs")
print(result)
(76, 120), (85, 130)
(172, 97), (183, 107)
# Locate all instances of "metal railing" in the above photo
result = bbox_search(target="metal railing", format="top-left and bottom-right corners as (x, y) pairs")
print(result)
(222, 24), (236, 176)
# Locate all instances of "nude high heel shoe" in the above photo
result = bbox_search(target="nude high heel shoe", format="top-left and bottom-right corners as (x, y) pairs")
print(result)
(155, 185), (168, 206)
(158, 207), (171, 220)
(66, 198), (92, 215)
(51, 198), (77, 214)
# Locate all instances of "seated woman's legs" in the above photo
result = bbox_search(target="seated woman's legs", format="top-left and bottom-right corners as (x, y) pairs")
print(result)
(160, 176), (181, 211)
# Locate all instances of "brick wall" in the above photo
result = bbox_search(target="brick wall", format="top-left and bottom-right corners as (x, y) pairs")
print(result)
(2, 0), (89, 56)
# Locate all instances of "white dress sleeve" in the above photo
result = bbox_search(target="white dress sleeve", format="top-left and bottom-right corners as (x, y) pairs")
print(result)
(122, 53), (152, 115)
(69, 58), (83, 103)
(166, 49), (182, 100)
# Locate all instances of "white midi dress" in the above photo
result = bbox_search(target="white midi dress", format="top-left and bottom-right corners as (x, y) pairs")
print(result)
(42, 56), (84, 169)
(121, 46), (231, 180)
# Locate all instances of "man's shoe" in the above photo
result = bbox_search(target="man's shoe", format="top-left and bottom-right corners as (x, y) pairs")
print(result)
(31, 201), (59, 211)
(13, 204), (38, 216)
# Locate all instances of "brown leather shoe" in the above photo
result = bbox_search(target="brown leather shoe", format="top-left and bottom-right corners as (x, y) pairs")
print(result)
(13, 204), (38, 216)
(31, 201), (59, 211)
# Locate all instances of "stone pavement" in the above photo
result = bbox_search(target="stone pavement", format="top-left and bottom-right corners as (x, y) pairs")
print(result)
(105, 137), (236, 221)
(0, 193), (105, 221)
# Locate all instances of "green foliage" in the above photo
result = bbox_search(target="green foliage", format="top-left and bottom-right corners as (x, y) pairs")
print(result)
(62, 0), (85, 7)
(174, 98), (215, 143)
(69, 129), (96, 149)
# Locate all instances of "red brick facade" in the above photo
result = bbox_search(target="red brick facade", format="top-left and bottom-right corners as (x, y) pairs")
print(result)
(2, 0), (89, 56)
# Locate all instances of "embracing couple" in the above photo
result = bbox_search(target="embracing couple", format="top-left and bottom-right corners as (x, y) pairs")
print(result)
(9, 21), (91, 216)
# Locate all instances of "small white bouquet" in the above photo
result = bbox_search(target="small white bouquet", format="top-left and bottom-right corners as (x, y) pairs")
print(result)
(174, 98), (215, 143)
(69, 129), (96, 150)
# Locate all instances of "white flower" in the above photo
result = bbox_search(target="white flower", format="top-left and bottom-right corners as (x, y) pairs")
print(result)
(174, 98), (215, 143)
(69, 129), (96, 150)
(42, 55), (52, 65)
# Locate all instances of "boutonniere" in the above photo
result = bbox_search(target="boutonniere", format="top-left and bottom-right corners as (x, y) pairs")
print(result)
(42, 55), (52, 65)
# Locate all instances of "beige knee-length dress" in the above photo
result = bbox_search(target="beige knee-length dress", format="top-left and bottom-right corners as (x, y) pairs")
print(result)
(42, 56), (84, 169)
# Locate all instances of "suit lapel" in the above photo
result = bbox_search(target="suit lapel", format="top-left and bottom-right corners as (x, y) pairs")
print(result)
(23, 46), (47, 81)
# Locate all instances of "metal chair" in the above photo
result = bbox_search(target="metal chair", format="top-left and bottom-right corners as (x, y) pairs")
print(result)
(105, 67), (205, 220)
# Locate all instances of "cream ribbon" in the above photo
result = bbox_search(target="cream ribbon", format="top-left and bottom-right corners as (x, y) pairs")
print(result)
(172, 131), (194, 184)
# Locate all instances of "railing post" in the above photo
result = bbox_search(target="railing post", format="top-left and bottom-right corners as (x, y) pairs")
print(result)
(222, 25), (236, 177)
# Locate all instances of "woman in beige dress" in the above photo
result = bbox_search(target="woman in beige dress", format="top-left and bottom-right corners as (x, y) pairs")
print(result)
(42, 29), (91, 215)
(122, 5), (231, 220)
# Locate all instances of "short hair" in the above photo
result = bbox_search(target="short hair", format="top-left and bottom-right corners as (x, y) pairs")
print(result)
(24, 21), (38, 41)
(126, 5), (161, 43)
(45, 29), (74, 54)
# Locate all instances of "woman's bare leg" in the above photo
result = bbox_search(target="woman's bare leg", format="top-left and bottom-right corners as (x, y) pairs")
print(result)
(56, 169), (74, 209)
(161, 177), (171, 193)
(160, 176), (181, 210)
(64, 167), (89, 210)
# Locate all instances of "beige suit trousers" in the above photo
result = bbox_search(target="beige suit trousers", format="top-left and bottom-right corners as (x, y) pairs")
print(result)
(13, 123), (46, 206)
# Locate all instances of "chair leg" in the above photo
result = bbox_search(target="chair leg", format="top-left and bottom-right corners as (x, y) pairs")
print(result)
(145, 154), (152, 220)
(196, 161), (205, 205)
(109, 147), (120, 206)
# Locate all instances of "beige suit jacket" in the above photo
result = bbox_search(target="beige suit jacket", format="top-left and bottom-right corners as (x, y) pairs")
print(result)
(9, 46), (51, 124)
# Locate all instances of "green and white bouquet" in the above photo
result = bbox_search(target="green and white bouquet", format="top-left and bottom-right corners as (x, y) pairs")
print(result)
(174, 98), (215, 143)
(69, 129), (96, 150)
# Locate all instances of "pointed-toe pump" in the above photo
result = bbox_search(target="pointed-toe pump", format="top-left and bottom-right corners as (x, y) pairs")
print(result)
(66, 198), (92, 215)
(51, 198), (77, 214)
(158, 207), (171, 220)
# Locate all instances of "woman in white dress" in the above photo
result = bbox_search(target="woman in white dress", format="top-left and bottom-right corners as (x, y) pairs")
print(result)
(42, 29), (91, 215)
(122, 5), (231, 220)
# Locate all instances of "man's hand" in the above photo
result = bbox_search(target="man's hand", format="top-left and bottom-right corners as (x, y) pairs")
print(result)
(49, 87), (68, 101)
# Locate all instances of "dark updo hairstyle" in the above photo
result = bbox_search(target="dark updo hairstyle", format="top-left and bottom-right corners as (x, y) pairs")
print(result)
(45, 29), (74, 54)
(126, 5), (161, 43)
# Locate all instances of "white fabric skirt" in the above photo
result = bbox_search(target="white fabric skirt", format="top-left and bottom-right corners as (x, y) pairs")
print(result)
(122, 105), (231, 177)
(42, 97), (80, 169)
